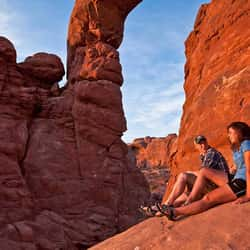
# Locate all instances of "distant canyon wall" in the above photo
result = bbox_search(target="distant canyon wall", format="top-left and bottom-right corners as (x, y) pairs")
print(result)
(128, 134), (177, 203)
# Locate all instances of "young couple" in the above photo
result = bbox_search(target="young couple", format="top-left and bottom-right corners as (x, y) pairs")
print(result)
(141, 121), (250, 220)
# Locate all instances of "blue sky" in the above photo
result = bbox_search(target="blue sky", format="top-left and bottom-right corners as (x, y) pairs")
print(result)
(0, 0), (208, 143)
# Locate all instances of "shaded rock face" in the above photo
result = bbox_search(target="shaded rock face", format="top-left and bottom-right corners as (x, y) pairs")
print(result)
(128, 135), (177, 204)
(0, 0), (150, 248)
(166, 0), (250, 196)
(90, 202), (250, 250)
(0, 37), (77, 249)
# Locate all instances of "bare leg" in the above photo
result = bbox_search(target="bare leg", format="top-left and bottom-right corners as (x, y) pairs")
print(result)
(174, 184), (237, 217)
(163, 172), (189, 205)
(199, 168), (229, 186)
(186, 168), (229, 204)
(172, 192), (188, 207)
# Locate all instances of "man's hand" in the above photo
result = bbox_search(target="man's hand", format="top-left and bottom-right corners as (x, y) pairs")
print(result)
(233, 195), (250, 204)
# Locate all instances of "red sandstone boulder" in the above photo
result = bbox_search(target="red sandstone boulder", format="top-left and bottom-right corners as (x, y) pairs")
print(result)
(0, 36), (16, 63)
(73, 80), (127, 146)
(69, 42), (123, 85)
(18, 52), (65, 84)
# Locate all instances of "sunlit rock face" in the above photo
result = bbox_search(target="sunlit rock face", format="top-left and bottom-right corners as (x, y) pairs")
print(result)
(165, 0), (250, 197)
(90, 203), (250, 250)
(0, 0), (151, 249)
(67, 0), (142, 82)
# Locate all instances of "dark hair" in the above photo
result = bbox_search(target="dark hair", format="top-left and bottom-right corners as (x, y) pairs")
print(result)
(194, 135), (207, 144)
(227, 121), (250, 151)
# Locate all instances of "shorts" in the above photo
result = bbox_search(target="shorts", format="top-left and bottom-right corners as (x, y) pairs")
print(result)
(185, 172), (218, 196)
(228, 178), (246, 197)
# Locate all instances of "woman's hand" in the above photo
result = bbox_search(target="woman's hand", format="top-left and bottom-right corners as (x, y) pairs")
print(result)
(233, 195), (250, 204)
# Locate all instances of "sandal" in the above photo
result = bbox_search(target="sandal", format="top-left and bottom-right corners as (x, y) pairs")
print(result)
(139, 203), (160, 217)
(156, 203), (176, 221)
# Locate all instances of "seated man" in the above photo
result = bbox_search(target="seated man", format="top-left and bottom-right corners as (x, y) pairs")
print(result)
(140, 135), (231, 216)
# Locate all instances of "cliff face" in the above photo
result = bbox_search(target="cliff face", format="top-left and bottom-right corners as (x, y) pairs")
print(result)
(166, 0), (250, 197)
(0, 0), (151, 249)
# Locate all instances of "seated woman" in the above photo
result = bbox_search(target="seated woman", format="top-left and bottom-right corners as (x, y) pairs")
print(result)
(158, 121), (250, 220)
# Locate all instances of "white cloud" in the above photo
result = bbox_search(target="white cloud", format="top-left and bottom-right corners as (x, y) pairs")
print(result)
(120, 55), (185, 143)
(122, 76), (185, 143)
(124, 82), (184, 124)
(0, 0), (23, 47)
(134, 96), (184, 123)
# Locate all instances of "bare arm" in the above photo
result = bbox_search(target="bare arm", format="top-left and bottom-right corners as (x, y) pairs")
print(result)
(244, 151), (250, 198)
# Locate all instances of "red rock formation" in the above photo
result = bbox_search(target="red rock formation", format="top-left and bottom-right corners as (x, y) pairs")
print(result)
(0, 0), (150, 248)
(165, 0), (250, 197)
(128, 135), (177, 203)
(128, 134), (177, 169)
(67, 0), (142, 82)
(0, 37), (77, 249)
(1, 0), (249, 248)
(90, 202), (250, 250)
